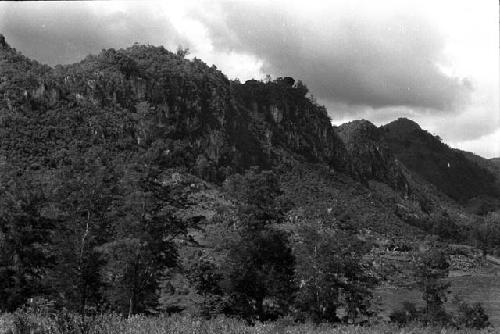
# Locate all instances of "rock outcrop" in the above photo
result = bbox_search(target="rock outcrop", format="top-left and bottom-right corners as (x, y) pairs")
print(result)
(336, 120), (408, 191)
(0, 39), (348, 182)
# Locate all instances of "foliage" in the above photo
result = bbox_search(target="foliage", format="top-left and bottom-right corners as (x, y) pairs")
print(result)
(224, 168), (285, 230)
(471, 213), (500, 256)
(454, 300), (490, 329)
(224, 169), (295, 321)
(187, 255), (226, 317)
(0, 172), (55, 312)
(391, 298), (491, 330)
(226, 228), (295, 320)
(382, 118), (499, 204)
(389, 302), (419, 325)
(414, 247), (451, 325)
(0, 311), (494, 334)
(294, 223), (376, 323)
(97, 162), (185, 315)
(47, 152), (116, 313)
(391, 248), (491, 330)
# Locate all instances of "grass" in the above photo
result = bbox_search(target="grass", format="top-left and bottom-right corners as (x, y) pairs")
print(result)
(0, 313), (496, 334)
(375, 274), (500, 327)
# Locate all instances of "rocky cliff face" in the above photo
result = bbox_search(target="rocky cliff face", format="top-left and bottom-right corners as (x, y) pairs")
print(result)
(231, 80), (348, 172)
(2, 36), (496, 211)
(336, 120), (408, 191)
(0, 39), (349, 182)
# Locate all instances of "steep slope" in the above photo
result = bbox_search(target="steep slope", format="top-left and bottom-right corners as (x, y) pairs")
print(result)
(0, 36), (448, 242)
(459, 151), (500, 214)
(1, 35), (484, 223)
(0, 39), (348, 182)
(0, 35), (53, 112)
(231, 79), (348, 171)
(2, 34), (493, 222)
(490, 158), (500, 168)
(380, 118), (500, 206)
(461, 151), (500, 181)
(335, 120), (408, 191)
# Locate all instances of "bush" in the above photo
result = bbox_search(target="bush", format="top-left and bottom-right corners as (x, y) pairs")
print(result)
(454, 301), (490, 329)
(294, 223), (376, 323)
(8, 309), (91, 334)
(389, 302), (418, 324)
(414, 248), (450, 325)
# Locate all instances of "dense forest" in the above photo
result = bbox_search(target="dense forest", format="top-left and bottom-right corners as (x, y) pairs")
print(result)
(0, 35), (498, 330)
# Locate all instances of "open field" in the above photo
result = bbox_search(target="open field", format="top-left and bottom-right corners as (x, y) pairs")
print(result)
(0, 313), (496, 334)
(450, 275), (500, 326)
(376, 273), (500, 327)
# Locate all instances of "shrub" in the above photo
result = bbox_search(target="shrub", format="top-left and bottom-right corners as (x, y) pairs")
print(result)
(294, 223), (376, 323)
(389, 302), (418, 325)
(414, 248), (450, 325)
(454, 301), (490, 329)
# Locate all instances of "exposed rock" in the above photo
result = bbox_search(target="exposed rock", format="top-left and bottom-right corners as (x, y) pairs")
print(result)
(0, 34), (7, 48)
(336, 120), (409, 190)
(270, 104), (283, 123)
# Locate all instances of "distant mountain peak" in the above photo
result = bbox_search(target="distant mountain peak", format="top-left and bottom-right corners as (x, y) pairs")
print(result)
(336, 119), (379, 144)
(381, 118), (500, 205)
(335, 119), (409, 190)
(339, 119), (376, 130)
(383, 117), (422, 134)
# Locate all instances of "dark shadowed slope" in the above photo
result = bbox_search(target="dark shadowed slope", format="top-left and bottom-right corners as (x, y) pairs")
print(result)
(380, 118), (500, 207)
(335, 120), (408, 191)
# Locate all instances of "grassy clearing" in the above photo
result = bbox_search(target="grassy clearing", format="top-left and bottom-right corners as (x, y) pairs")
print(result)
(375, 274), (500, 327)
(0, 313), (495, 334)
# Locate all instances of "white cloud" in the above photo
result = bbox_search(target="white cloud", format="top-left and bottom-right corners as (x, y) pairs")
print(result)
(451, 128), (500, 159)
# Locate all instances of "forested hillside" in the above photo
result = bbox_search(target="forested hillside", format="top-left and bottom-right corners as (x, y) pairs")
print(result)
(0, 35), (499, 328)
(380, 118), (500, 206)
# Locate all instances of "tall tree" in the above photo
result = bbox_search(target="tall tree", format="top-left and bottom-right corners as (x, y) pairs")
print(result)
(44, 148), (119, 313)
(294, 223), (375, 323)
(224, 169), (295, 320)
(414, 247), (451, 325)
(0, 172), (55, 311)
(98, 156), (184, 315)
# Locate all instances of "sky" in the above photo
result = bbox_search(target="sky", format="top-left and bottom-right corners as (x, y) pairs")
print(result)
(0, 0), (498, 158)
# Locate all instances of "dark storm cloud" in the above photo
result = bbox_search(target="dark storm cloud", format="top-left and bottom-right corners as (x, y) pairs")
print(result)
(196, 2), (472, 111)
(0, 2), (186, 66)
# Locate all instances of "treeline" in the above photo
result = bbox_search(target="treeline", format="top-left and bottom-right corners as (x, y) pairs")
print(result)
(0, 145), (181, 315)
(391, 248), (490, 329)
(1, 161), (491, 329)
(0, 161), (376, 323)
(402, 211), (500, 256)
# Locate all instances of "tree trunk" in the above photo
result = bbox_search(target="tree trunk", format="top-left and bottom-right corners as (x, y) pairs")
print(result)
(128, 295), (134, 317)
(256, 295), (264, 320)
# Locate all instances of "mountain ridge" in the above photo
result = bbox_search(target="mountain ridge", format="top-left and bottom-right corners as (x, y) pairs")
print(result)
(1, 35), (498, 216)
(380, 117), (500, 208)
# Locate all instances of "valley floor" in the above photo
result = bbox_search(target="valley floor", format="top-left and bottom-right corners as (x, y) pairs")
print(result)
(376, 253), (500, 327)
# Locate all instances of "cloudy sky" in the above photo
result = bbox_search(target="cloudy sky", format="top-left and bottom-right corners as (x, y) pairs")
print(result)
(0, 0), (498, 158)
